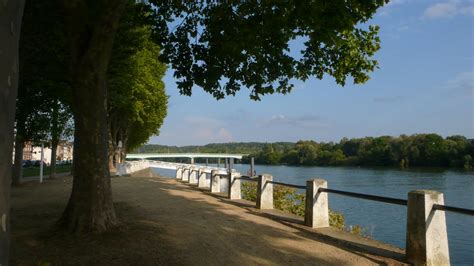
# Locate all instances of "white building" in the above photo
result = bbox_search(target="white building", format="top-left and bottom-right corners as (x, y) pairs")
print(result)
(14, 141), (74, 165)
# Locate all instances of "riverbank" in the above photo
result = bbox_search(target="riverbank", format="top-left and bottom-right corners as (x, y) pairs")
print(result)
(10, 172), (406, 265)
(150, 164), (473, 263)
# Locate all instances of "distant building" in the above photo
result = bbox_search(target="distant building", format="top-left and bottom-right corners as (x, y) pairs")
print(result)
(12, 141), (74, 165)
(55, 141), (74, 161)
(22, 142), (34, 160)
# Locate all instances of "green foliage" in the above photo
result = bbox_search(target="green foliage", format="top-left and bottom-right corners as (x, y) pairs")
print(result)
(464, 155), (473, 169)
(134, 142), (294, 154)
(17, 0), (72, 144)
(138, 134), (474, 168)
(241, 181), (257, 202)
(148, 1), (387, 100)
(241, 182), (345, 230)
(108, 4), (168, 152)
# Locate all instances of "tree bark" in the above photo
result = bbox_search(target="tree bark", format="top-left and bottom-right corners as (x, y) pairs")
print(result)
(108, 153), (115, 173)
(50, 100), (59, 179)
(58, 0), (126, 233)
(50, 138), (59, 179)
(0, 0), (25, 263)
(12, 136), (24, 185)
(108, 139), (117, 173)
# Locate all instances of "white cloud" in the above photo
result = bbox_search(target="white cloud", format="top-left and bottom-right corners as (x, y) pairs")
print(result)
(262, 114), (328, 129)
(217, 128), (233, 142)
(445, 71), (474, 95)
(181, 116), (234, 143)
(423, 0), (474, 19)
(378, 0), (410, 16)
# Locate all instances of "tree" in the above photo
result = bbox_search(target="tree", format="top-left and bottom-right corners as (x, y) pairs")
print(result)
(0, 0), (25, 263)
(13, 0), (72, 185)
(17, 0), (387, 234)
(48, 100), (73, 179)
(12, 91), (51, 185)
(57, 0), (127, 233)
(151, 1), (385, 100)
(107, 8), (168, 171)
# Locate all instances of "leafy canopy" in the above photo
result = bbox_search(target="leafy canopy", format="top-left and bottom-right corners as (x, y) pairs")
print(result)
(17, 0), (71, 143)
(108, 4), (168, 151)
(149, 1), (387, 100)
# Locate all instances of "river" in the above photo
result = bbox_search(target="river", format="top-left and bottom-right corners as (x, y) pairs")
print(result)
(152, 164), (474, 264)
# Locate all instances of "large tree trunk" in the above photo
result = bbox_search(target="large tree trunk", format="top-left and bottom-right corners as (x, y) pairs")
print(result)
(58, 0), (126, 233)
(0, 0), (25, 263)
(12, 136), (24, 185)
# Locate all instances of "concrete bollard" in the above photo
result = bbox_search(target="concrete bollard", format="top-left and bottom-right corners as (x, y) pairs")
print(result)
(198, 169), (208, 188)
(406, 190), (450, 266)
(257, 174), (273, 209)
(210, 170), (220, 193)
(175, 167), (183, 180)
(182, 167), (190, 182)
(228, 171), (241, 200)
(304, 179), (329, 228)
(189, 168), (198, 184)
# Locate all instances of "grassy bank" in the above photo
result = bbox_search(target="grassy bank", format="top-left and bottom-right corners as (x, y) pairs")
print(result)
(22, 164), (72, 177)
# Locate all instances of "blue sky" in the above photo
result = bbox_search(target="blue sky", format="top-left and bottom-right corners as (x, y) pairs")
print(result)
(150, 0), (474, 146)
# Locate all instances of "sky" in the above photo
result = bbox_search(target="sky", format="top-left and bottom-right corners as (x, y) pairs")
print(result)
(149, 0), (474, 146)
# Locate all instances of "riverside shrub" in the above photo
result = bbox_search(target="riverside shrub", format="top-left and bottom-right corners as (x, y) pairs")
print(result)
(241, 181), (345, 230)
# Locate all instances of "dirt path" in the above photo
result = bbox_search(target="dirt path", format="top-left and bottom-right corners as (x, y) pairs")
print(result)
(10, 173), (406, 265)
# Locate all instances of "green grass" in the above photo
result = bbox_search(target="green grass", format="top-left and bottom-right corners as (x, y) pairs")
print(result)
(23, 164), (72, 177)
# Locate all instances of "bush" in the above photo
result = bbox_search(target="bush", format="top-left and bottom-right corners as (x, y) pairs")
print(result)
(241, 181), (346, 230)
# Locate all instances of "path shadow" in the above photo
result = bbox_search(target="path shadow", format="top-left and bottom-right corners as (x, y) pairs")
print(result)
(10, 174), (407, 265)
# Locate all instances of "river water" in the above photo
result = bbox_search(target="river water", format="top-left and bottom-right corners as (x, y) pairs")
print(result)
(152, 164), (474, 264)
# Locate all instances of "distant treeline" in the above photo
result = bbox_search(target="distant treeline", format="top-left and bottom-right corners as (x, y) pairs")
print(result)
(135, 134), (474, 168)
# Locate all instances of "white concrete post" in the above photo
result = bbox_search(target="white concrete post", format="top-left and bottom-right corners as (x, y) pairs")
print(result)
(175, 167), (183, 180)
(257, 174), (273, 209)
(406, 190), (450, 266)
(210, 170), (220, 193)
(228, 171), (241, 200)
(182, 167), (190, 182)
(198, 169), (208, 188)
(189, 168), (198, 184)
(304, 179), (329, 228)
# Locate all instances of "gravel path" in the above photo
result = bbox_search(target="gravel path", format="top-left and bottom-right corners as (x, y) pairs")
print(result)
(10, 173), (406, 265)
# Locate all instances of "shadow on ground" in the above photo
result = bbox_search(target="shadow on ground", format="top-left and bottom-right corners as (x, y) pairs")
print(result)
(10, 174), (406, 265)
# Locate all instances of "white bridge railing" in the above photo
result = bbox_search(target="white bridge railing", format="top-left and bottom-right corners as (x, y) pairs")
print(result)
(117, 160), (231, 176)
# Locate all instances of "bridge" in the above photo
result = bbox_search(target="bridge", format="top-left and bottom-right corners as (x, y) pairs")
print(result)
(126, 153), (247, 164)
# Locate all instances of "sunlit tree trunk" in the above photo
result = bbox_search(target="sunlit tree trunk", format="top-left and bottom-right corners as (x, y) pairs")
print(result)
(50, 139), (59, 179)
(12, 135), (24, 185)
(108, 138), (117, 173)
(50, 101), (59, 179)
(0, 0), (25, 263)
